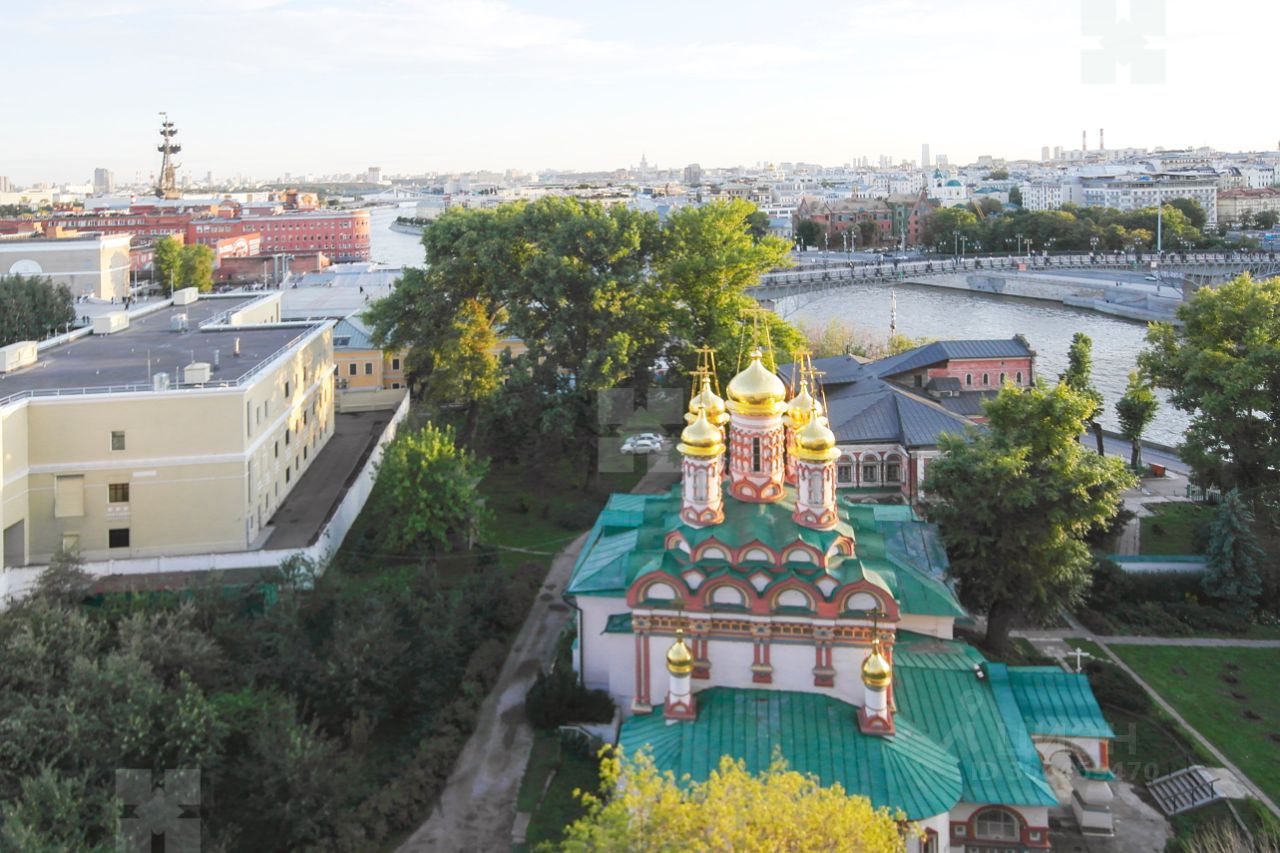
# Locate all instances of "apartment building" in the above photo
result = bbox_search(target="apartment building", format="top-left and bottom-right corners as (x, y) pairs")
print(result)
(0, 293), (336, 566)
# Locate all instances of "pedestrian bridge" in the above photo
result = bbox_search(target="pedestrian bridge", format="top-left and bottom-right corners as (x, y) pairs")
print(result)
(752, 253), (1280, 299)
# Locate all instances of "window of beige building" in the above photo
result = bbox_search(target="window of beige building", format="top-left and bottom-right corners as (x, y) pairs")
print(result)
(108, 483), (130, 503)
(54, 475), (85, 518)
(110, 431), (126, 451)
(364, 362), (373, 375)
(108, 528), (130, 548)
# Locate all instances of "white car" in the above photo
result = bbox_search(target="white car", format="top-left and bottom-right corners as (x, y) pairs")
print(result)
(620, 434), (664, 455)
(1144, 274), (1160, 281)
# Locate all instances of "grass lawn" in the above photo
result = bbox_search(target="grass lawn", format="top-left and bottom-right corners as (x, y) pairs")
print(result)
(519, 739), (602, 850)
(517, 730), (561, 812)
(1109, 645), (1280, 804)
(1139, 502), (1212, 555)
(481, 455), (649, 568)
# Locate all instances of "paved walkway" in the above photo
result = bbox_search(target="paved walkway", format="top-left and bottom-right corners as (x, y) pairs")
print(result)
(397, 466), (679, 853)
(1014, 628), (1280, 648)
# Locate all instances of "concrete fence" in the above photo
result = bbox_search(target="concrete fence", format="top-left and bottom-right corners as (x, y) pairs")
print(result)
(0, 392), (410, 607)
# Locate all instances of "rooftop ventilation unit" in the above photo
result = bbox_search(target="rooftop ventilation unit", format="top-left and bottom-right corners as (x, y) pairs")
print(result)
(152, 372), (171, 392)
(183, 362), (211, 384)
(170, 313), (189, 333)
(173, 287), (199, 306)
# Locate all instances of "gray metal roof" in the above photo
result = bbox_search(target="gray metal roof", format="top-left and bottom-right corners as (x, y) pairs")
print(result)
(869, 338), (1033, 379)
(332, 315), (374, 350)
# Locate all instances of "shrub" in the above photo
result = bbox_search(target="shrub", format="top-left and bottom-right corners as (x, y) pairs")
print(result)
(525, 668), (615, 730)
(1077, 609), (1119, 635)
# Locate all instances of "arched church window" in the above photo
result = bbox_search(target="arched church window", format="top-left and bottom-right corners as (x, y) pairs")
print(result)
(751, 437), (761, 472)
(884, 454), (902, 483)
(974, 808), (1021, 841)
(837, 457), (854, 484)
(708, 585), (747, 608)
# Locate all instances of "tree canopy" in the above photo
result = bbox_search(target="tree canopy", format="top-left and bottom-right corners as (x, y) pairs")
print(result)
(922, 383), (1134, 650)
(1115, 370), (1159, 469)
(1201, 489), (1264, 615)
(0, 274), (75, 346)
(553, 750), (906, 853)
(1140, 274), (1280, 491)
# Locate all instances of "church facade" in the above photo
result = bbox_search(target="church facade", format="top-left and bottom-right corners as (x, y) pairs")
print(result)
(565, 348), (1116, 851)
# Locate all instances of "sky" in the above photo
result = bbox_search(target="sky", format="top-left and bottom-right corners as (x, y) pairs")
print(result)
(3, 0), (1276, 185)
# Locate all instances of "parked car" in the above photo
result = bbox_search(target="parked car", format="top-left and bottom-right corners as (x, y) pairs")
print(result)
(621, 434), (664, 455)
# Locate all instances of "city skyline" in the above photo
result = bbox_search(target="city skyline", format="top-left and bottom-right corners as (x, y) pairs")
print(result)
(3, 0), (1277, 185)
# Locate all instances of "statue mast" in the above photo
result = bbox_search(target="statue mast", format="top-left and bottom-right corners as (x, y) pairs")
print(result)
(156, 112), (182, 200)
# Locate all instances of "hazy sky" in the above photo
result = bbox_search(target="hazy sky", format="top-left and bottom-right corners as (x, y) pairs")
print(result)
(4, 0), (1274, 184)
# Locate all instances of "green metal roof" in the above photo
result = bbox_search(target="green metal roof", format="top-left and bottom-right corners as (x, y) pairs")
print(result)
(604, 612), (633, 634)
(1004, 666), (1114, 739)
(892, 637), (1059, 808)
(565, 484), (965, 621)
(620, 687), (962, 821)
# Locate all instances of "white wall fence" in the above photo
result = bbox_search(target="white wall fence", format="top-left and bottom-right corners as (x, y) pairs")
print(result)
(0, 393), (410, 607)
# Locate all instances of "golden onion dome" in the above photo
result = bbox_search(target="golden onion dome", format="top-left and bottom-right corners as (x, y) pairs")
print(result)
(679, 406), (725, 457)
(783, 381), (823, 428)
(667, 632), (694, 675)
(686, 375), (729, 426)
(726, 349), (788, 415)
(794, 413), (839, 461)
(861, 638), (892, 690)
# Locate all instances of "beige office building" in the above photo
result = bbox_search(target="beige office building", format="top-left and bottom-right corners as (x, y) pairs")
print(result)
(0, 293), (336, 566)
(0, 230), (132, 301)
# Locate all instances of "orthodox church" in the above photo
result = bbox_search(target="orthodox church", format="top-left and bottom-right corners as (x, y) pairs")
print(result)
(565, 347), (1117, 852)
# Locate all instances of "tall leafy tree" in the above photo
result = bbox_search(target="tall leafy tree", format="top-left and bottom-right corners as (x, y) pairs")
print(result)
(1115, 370), (1159, 469)
(1062, 332), (1106, 454)
(152, 235), (182, 292)
(365, 205), (520, 437)
(0, 275), (75, 346)
(178, 243), (215, 293)
(655, 199), (799, 388)
(503, 197), (666, 488)
(1201, 489), (1264, 615)
(558, 751), (904, 853)
(369, 422), (490, 554)
(794, 218), (823, 250)
(922, 383), (1134, 651)
(1141, 274), (1280, 491)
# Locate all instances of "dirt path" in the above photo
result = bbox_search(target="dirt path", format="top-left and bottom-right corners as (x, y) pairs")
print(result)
(397, 467), (678, 852)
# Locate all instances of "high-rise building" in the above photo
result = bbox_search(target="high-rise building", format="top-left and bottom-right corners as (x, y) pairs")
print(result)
(366, 166), (383, 183)
(93, 168), (114, 194)
(682, 163), (703, 185)
(0, 176), (10, 192)
(1053, 146), (1064, 160)
(921, 143), (931, 168)
(1041, 146), (1051, 162)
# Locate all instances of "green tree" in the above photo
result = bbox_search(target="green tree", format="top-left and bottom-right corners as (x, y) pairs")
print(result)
(921, 206), (978, 251)
(365, 205), (518, 435)
(1062, 332), (1106, 454)
(152, 235), (182, 292)
(745, 208), (770, 241)
(0, 274), (75, 346)
(369, 421), (489, 554)
(1008, 185), (1024, 208)
(555, 751), (905, 853)
(1255, 210), (1279, 230)
(1167, 197), (1208, 231)
(178, 243), (215, 293)
(921, 383), (1134, 651)
(1201, 489), (1264, 614)
(794, 218), (823, 249)
(856, 219), (878, 248)
(985, 168), (1010, 180)
(1115, 371), (1159, 469)
(1140, 274), (1280, 491)
(656, 199), (799, 389)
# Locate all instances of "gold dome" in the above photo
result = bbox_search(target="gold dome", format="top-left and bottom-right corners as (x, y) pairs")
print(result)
(667, 632), (694, 675)
(783, 381), (823, 428)
(679, 406), (725, 457)
(686, 375), (729, 426)
(794, 413), (839, 461)
(862, 637), (892, 690)
(726, 349), (787, 415)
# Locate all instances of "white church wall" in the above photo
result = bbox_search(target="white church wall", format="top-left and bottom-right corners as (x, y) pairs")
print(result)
(898, 614), (954, 639)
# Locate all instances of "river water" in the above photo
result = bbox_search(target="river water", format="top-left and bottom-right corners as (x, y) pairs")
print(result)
(367, 202), (1187, 445)
(776, 285), (1187, 445)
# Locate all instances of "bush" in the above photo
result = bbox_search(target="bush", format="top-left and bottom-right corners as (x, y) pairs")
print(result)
(1084, 660), (1153, 715)
(1077, 609), (1119, 636)
(525, 668), (615, 730)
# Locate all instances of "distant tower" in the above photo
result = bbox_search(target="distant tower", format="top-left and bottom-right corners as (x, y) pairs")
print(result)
(155, 113), (182, 200)
(890, 288), (898, 338)
(1041, 146), (1051, 162)
(1099, 127), (1105, 151)
(921, 143), (931, 168)
(1082, 129), (1087, 152)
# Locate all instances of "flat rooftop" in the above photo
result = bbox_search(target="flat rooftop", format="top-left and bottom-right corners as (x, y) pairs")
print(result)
(0, 298), (320, 403)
